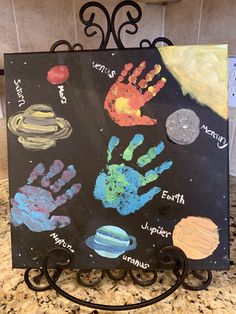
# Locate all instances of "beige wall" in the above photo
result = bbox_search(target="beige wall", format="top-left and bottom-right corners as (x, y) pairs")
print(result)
(0, 0), (236, 179)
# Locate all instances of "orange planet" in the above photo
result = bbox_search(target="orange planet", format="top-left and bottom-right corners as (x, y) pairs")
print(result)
(172, 216), (220, 260)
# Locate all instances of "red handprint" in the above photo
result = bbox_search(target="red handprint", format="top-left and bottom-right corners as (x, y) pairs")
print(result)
(104, 61), (166, 126)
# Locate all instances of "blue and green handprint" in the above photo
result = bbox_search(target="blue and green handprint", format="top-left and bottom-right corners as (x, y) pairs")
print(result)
(93, 134), (173, 215)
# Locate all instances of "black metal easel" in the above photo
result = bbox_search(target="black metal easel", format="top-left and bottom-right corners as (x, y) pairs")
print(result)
(10, 1), (212, 311)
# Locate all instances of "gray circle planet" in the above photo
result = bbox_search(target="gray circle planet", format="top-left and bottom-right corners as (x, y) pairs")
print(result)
(166, 109), (200, 145)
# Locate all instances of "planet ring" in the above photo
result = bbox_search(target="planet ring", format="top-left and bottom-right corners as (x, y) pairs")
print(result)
(85, 235), (137, 253)
(7, 113), (72, 139)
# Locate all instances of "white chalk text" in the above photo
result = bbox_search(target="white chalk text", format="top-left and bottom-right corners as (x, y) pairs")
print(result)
(161, 190), (185, 204)
(14, 79), (25, 107)
(141, 221), (172, 238)
(122, 255), (150, 269)
(49, 232), (74, 253)
(201, 125), (228, 149)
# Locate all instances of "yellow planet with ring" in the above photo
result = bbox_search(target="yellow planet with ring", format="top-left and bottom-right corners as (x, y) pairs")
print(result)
(8, 104), (72, 151)
(172, 216), (220, 260)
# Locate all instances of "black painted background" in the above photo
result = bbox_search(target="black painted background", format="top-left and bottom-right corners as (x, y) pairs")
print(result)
(4, 48), (229, 270)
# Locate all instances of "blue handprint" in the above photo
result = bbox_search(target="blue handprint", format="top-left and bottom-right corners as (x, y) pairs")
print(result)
(10, 160), (81, 232)
(93, 134), (173, 215)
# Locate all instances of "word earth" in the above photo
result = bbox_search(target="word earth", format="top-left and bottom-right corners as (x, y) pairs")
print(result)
(161, 190), (185, 204)
(141, 221), (172, 238)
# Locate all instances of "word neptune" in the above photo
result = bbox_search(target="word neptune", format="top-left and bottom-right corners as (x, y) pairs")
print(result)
(50, 232), (75, 253)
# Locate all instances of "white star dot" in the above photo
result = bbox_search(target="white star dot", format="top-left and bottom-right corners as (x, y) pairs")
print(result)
(24, 61), (27, 64)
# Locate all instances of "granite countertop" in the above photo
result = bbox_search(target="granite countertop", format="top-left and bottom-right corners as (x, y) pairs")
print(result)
(0, 178), (236, 314)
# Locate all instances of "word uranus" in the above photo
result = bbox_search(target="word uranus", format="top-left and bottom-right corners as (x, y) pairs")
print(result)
(122, 255), (150, 269)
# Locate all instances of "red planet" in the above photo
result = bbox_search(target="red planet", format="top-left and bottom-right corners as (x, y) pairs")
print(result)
(47, 65), (69, 84)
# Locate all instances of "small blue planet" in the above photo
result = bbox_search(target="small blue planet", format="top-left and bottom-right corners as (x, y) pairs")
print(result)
(85, 225), (137, 258)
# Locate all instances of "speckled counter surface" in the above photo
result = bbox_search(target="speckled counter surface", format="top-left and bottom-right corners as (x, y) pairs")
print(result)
(0, 178), (235, 314)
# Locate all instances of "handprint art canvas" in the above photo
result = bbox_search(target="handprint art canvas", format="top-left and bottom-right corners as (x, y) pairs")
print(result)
(4, 44), (229, 270)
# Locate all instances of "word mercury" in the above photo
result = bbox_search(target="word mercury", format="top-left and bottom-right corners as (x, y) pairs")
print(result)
(201, 124), (228, 149)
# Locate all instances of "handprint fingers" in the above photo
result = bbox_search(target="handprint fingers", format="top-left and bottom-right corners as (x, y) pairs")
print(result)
(117, 63), (133, 83)
(105, 61), (167, 126)
(143, 161), (173, 185)
(41, 160), (64, 187)
(107, 136), (120, 162)
(137, 141), (165, 168)
(128, 61), (146, 84)
(11, 160), (82, 232)
(143, 77), (166, 102)
(95, 135), (173, 215)
(123, 134), (144, 161)
(49, 165), (76, 193)
(49, 215), (71, 229)
(55, 183), (81, 206)
(138, 187), (161, 208)
(138, 64), (162, 89)
(27, 162), (45, 184)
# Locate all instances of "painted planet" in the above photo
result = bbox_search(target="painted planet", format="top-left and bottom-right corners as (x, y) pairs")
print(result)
(47, 65), (69, 85)
(85, 225), (137, 258)
(172, 216), (220, 260)
(166, 109), (200, 145)
(7, 104), (72, 150)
